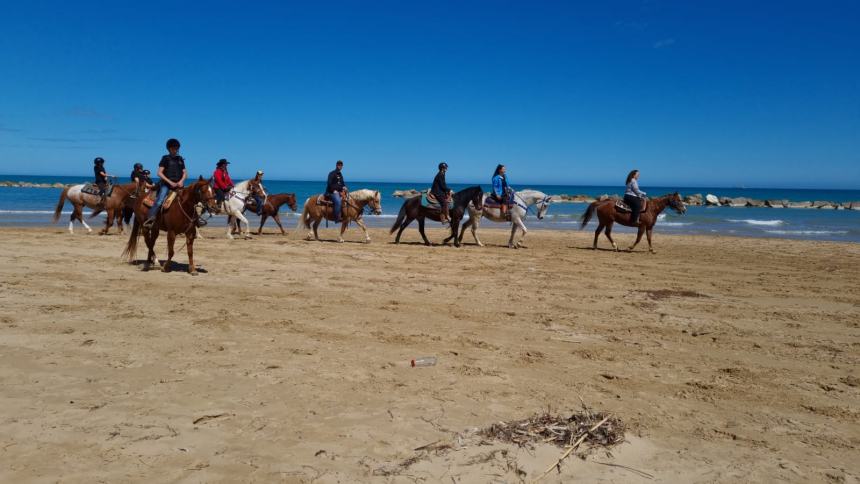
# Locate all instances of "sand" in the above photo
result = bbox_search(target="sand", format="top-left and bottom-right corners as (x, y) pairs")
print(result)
(0, 224), (858, 483)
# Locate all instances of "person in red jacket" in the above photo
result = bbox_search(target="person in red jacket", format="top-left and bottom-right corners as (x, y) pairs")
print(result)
(212, 158), (234, 204)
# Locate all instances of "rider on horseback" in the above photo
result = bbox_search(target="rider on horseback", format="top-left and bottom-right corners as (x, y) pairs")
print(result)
(624, 169), (646, 225)
(431, 162), (452, 224)
(94, 157), (112, 201)
(212, 158), (234, 206)
(326, 160), (347, 223)
(143, 138), (187, 229)
(248, 170), (266, 216)
(492, 164), (512, 221)
(131, 163), (154, 189)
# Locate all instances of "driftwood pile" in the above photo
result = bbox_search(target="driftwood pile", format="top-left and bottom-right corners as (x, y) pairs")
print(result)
(479, 410), (625, 449)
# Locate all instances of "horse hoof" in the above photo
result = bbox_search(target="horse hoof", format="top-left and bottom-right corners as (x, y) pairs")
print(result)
(649, 249), (656, 254)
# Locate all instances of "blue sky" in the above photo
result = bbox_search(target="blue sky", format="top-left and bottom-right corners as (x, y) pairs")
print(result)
(0, 1), (858, 188)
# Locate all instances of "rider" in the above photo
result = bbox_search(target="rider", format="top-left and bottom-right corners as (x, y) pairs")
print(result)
(247, 170), (265, 215)
(143, 138), (187, 228)
(624, 169), (646, 225)
(431, 162), (452, 224)
(326, 160), (347, 223)
(212, 158), (234, 205)
(492, 164), (511, 221)
(94, 157), (111, 200)
(140, 169), (154, 189)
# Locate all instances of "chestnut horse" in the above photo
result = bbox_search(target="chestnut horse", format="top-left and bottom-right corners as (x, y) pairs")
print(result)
(243, 192), (298, 235)
(122, 177), (218, 275)
(298, 189), (382, 243)
(52, 181), (141, 235)
(579, 192), (686, 253)
(390, 186), (483, 248)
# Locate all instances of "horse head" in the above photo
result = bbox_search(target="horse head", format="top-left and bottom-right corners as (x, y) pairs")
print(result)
(457, 186), (483, 211)
(285, 193), (298, 212)
(369, 190), (382, 215)
(194, 176), (220, 213)
(668, 192), (687, 214)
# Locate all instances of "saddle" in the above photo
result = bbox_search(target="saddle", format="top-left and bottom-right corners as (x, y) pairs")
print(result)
(142, 190), (177, 209)
(82, 183), (112, 197)
(422, 190), (453, 209)
(614, 198), (647, 213)
(316, 194), (333, 206)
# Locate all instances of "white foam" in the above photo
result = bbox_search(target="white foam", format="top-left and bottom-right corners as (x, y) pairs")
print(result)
(660, 221), (693, 226)
(765, 230), (848, 236)
(728, 219), (784, 226)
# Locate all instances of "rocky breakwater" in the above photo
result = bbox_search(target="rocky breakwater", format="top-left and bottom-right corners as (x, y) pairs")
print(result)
(0, 181), (68, 188)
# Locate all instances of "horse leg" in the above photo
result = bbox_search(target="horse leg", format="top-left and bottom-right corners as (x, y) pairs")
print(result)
(417, 217), (431, 246)
(628, 225), (645, 252)
(646, 227), (655, 254)
(238, 213), (252, 239)
(395, 217), (412, 244)
(337, 219), (347, 243)
(186, 230), (198, 274)
(257, 214), (267, 235)
(68, 211), (75, 234)
(143, 228), (157, 271)
(312, 220), (321, 241)
(163, 231), (176, 272)
(593, 223), (605, 249)
(451, 217), (461, 247)
(273, 214), (285, 235)
(514, 217), (528, 248)
(77, 206), (92, 233)
(355, 218), (370, 243)
(604, 222), (619, 251)
(101, 208), (112, 235)
(471, 213), (484, 247)
(225, 215), (235, 240)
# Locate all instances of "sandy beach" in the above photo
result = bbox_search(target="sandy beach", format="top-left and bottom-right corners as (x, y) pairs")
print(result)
(0, 225), (858, 483)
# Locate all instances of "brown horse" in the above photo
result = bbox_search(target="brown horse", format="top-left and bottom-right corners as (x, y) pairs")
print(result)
(52, 181), (142, 235)
(242, 192), (298, 235)
(579, 193), (686, 253)
(122, 177), (218, 275)
(297, 189), (382, 243)
(390, 186), (484, 247)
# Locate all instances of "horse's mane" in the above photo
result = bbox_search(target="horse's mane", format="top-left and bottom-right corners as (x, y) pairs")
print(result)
(515, 189), (548, 199)
(453, 186), (482, 203)
(349, 189), (379, 202)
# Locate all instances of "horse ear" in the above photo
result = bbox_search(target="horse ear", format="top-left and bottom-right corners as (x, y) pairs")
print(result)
(199, 175), (205, 181)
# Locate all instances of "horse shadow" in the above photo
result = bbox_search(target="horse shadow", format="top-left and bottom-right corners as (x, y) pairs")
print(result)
(129, 259), (209, 273)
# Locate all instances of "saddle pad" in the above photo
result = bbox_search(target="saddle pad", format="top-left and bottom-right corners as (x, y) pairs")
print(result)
(142, 190), (177, 209)
(163, 191), (177, 209)
(614, 198), (647, 213)
(81, 183), (101, 196)
(421, 192), (453, 209)
(316, 194), (332, 206)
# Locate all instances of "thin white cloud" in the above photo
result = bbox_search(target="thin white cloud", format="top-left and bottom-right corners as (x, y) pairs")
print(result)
(653, 38), (675, 49)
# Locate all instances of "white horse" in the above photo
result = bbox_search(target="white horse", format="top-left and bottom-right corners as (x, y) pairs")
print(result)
(459, 189), (551, 248)
(221, 179), (267, 239)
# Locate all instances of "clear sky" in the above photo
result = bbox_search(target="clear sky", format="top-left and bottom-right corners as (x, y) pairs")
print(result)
(0, 1), (858, 188)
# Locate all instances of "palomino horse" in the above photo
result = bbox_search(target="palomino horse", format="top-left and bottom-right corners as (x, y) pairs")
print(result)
(219, 179), (265, 239)
(390, 186), (483, 248)
(122, 177), (218, 275)
(579, 192), (687, 253)
(459, 189), (551, 248)
(52, 181), (142, 235)
(245, 192), (298, 235)
(298, 189), (382, 243)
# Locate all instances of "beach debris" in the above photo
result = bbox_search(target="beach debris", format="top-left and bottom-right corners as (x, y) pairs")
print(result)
(192, 413), (230, 425)
(478, 409), (624, 450)
(639, 289), (708, 300)
(411, 356), (437, 367)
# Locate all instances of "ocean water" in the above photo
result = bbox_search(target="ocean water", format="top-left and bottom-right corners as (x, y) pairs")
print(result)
(1, 175), (859, 243)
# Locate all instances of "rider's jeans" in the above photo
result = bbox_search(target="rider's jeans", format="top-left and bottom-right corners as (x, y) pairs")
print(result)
(253, 194), (264, 214)
(147, 184), (170, 219)
(331, 191), (342, 221)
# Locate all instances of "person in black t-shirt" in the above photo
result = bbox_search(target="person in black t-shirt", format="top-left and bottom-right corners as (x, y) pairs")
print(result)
(93, 157), (111, 198)
(144, 138), (187, 227)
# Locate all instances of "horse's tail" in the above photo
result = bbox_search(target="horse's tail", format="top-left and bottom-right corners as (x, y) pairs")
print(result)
(121, 216), (141, 261)
(299, 198), (312, 229)
(579, 202), (597, 230)
(89, 207), (103, 219)
(52, 187), (69, 223)
(390, 202), (407, 234)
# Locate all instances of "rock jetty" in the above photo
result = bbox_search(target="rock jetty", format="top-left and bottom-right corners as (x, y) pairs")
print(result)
(389, 188), (858, 210)
(0, 181), (68, 188)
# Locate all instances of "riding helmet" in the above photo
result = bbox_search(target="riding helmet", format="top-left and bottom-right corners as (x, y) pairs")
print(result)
(438, 162), (448, 170)
(217, 158), (230, 166)
(166, 138), (181, 149)
(94, 157), (104, 165)
(133, 162), (143, 170)
(143, 169), (151, 175)
(256, 170), (264, 176)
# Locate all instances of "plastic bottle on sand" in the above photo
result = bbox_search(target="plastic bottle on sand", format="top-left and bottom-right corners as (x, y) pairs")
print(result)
(411, 356), (437, 367)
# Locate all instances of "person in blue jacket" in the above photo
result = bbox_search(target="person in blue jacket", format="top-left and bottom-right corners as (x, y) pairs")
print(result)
(492, 164), (511, 221)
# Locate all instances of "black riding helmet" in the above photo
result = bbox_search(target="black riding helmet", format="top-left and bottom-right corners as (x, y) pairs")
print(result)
(133, 162), (143, 170)
(94, 157), (105, 165)
(438, 162), (448, 170)
(166, 138), (181, 149)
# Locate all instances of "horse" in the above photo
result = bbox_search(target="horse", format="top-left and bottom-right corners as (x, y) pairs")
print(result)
(219, 179), (264, 239)
(243, 192), (298, 235)
(458, 189), (551, 248)
(579, 192), (687, 253)
(122, 177), (218, 275)
(298, 189), (382, 243)
(52, 180), (142, 235)
(390, 186), (483, 248)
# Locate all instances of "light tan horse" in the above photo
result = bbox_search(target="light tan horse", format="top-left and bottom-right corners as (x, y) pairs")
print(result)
(52, 181), (142, 235)
(297, 189), (382, 243)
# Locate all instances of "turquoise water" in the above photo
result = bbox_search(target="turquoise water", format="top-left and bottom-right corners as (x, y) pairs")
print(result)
(2, 175), (859, 242)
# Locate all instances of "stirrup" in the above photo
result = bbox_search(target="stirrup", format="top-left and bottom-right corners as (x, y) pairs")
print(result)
(196, 218), (208, 227)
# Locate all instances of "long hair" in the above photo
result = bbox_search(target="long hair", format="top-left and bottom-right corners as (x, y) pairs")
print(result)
(625, 170), (639, 185)
(493, 164), (505, 177)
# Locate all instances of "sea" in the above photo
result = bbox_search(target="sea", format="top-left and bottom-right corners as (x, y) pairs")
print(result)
(2, 175), (859, 243)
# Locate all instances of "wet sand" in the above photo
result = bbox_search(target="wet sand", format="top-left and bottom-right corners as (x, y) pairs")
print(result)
(0, 225), (858, 483)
